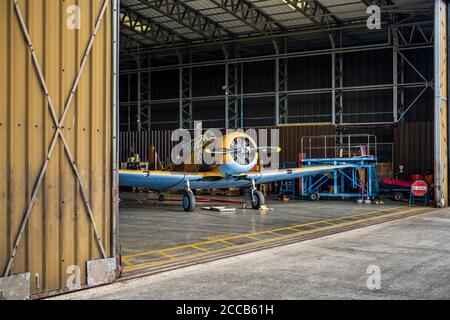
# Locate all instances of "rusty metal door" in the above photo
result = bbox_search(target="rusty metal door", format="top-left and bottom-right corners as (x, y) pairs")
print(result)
(0, 0), (118, 299)
(435, 0), (448, 207)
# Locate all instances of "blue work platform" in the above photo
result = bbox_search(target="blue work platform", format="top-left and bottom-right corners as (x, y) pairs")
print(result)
(301, 157), (379, 199)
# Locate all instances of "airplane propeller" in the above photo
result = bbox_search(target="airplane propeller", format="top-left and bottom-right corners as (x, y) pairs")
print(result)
(204, 136), (281, 166)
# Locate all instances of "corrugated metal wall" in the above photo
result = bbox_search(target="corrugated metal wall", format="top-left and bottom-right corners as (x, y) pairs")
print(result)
(119, 125), (335, 165)
(119, 123), (433, 179)
(394, 122), (434, 177)
(0, 0), (114, 297)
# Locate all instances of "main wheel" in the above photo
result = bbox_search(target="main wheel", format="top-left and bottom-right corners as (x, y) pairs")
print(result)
(182, 191), (196, 212)
(309, 192), (320, 201)
(251, 191), (265, 209)
(158, 194), (165, 202)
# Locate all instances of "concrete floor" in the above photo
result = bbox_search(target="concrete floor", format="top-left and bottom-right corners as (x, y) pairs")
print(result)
(119, 192), (411, 256)
(55, 208), (450, 300)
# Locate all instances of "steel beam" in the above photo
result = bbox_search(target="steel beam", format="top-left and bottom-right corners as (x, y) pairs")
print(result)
(129, 0), (234, 41)
(209, 0), (282, 36)
(360, 0), (393, 7)
(392, 23), (435, 122)
(283, 0), (341, 27)
(120, 5), (188, 46)
(123, 39), (434, 74)
(122, 82), (429, 106)
(121, 19), (433, 56)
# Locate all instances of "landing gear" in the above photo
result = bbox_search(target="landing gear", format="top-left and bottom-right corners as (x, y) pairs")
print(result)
(250, 180), (265, 210)
(182, 180), (196, 212)
(251, 191), (265, 209)
(183, 191), (196, 212)
(158, 193), (165, 202)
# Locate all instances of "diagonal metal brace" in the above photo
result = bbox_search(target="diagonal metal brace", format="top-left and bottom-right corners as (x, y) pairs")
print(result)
(4, 0), (110, 277)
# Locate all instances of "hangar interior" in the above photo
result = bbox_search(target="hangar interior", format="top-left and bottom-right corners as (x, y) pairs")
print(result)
(0, 0), (447, 299)
(116, 0), (443, 275)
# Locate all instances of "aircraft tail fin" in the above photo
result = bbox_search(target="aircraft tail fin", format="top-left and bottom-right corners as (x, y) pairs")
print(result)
(148, 145), (165, 171)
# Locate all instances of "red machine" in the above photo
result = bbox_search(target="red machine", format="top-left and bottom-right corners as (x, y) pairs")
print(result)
(380, 173), (434, 202)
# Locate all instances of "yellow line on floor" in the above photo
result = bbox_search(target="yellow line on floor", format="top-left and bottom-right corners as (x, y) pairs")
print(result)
(244, 235), (265, 241)
(320, 221), (338, 226)
(124, 207), (428, 272)
(191, 245), (209, 252)
(159, 251), (177, 259)
(266, 231), (283, 236)
(123, 206), (405, 260)
(219, 240), (234, 246)
(123, 206), (423, 271)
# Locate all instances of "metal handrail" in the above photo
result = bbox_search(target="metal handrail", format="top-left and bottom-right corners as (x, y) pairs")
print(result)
(301, 134), (378, 159)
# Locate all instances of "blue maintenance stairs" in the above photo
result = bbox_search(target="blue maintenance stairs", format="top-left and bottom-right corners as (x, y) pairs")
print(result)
(279, 162), (298, 200)
(301, 157), (379, 200)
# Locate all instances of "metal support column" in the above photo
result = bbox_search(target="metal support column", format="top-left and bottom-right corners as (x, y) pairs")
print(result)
(147, 56), (152, 131)
(333, 33), (344, 126)
(331, 32), (344, 149)
(240, 62), (244, 128)
(334, 42), (344, 123)
(136, 58), (142, 132)
(224, 47), (239, 129)
(179, 51), (193, 129)
(127, 73), (131, 133)
(136, 56), (152, 132)
(393, 28), (405, 122)
(274, 39), (289, 126)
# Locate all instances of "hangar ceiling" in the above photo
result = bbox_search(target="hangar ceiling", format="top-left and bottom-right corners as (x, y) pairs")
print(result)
(118, 0), (436, 132)
(119, 0), (434, 54)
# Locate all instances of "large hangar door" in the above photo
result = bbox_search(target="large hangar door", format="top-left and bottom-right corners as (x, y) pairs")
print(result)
(435, 0), (448, 207)
(0, 0), (117, 298)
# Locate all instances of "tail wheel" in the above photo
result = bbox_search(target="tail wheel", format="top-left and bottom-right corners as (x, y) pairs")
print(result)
(251, 191), (265, 209)
(183, 191), (196, 212)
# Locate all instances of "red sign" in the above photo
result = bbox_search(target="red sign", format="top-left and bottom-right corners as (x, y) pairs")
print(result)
(411, 180), (428, 197)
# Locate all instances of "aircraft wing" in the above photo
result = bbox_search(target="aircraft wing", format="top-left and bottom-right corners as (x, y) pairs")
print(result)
(119, 170), (223, 190)
(119, 165), (354, 191)
(239, 165), (354, 185)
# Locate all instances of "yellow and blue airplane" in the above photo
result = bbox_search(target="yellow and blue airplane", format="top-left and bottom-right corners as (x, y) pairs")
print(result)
(119, 131), (352, 212)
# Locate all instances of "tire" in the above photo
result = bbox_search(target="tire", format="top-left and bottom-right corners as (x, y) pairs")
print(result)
(251, 191), (265, 209)
(182, 191), (196, 212)
(158, 194), (165, 202)
(393, 192), (403, 202)
(309, 192), (320, 201)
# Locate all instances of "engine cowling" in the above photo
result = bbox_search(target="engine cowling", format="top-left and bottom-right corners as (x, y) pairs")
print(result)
(215, 132), (259, 176)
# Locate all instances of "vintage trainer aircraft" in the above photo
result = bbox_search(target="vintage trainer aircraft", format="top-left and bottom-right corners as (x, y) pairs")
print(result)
(119, 131), (353, 212)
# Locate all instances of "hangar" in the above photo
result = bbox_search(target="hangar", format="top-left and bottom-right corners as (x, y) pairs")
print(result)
(0, 0), (447, 299)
